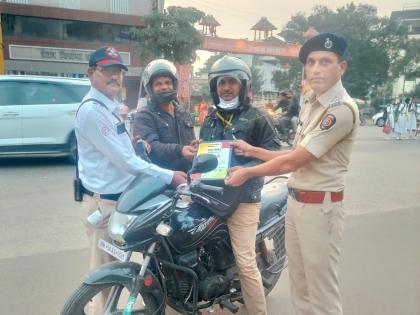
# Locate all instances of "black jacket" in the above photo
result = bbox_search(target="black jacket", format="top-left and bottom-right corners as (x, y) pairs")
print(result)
(133, 102), (196, 173)
(200, 102), (281, 203)
(285, 98), (300, 118)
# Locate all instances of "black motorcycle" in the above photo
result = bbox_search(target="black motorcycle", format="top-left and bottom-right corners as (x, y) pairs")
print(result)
(61, 154), (288, 315)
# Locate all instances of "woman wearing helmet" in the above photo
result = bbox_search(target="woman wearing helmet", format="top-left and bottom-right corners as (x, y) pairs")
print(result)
(133, 59), (197, 172)
(200, 56), (281, 315)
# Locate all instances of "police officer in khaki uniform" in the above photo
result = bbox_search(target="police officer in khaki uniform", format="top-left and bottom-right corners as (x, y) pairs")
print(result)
(224, 33), (359, 315)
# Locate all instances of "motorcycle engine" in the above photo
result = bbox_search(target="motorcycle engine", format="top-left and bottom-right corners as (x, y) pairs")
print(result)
(199, 274), (230, 301)
(168, 247), (235, 301)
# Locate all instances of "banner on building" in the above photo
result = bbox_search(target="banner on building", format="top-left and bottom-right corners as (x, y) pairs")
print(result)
(202, 36), (301, 58)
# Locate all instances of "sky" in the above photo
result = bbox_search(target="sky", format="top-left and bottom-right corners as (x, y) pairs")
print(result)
(164, 0), (410, 69)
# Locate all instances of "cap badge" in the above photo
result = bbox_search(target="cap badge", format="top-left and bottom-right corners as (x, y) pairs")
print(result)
(105, 47), (119, 58)
(324, 38), (333, 49)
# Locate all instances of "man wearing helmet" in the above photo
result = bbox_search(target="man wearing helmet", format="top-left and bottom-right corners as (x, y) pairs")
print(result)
(200, 56), (281, 315)
(133, 59), (197, 173)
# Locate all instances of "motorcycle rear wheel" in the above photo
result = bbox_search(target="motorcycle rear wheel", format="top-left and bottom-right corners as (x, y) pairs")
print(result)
(60, 282), (160, 315)
(257, 223), (286, 296)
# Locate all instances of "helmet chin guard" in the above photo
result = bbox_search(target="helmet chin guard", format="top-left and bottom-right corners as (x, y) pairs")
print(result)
(150, 90), (177, 106)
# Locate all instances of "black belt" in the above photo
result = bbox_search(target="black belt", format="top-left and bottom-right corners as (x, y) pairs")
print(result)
(83, 188), (122, 201)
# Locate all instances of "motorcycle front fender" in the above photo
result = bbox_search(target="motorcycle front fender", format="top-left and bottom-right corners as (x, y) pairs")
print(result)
(83, 261), (164, 301)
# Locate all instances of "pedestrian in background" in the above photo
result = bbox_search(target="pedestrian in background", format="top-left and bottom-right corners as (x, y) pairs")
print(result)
(197, 98), (209, 125)
(383, 102), (395, 140)
(119, 103), (130, 121)
(406, 97), (417, 140)
(394, 98), (408, 140)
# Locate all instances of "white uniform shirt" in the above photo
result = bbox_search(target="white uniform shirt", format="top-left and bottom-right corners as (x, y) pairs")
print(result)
(75, 87), (174, 194)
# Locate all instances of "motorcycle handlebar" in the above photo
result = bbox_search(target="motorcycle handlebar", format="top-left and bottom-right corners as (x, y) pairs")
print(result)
(198, 183), (224, 194)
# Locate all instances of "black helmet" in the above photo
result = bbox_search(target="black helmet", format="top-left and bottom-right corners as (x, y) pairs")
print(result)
(208, 56), (252, 106)
(142, 59), (178, 106)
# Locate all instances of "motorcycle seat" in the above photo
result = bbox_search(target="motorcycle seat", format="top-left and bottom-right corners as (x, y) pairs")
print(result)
(259, 179), (288, 226)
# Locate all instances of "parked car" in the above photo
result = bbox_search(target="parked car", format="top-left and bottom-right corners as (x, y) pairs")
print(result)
(372, 112), (385, 127)
(0, 75), (90, 162)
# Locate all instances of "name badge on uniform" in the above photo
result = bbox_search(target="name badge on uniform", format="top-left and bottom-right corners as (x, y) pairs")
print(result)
(116, 122), (127, 135)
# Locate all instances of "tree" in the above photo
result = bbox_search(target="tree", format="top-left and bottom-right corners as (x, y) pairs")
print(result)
(251, 66), (265, 95)
(391, 39), (420, 81)
(272, 69), (289, 91)
(279, 3), (407, 99)
(407, 83), (420, 98)
(131, 6), (205, 64)
(272, 59), (303, 92)
(197, 84), (212, 102)
(196, 53), (226, 76)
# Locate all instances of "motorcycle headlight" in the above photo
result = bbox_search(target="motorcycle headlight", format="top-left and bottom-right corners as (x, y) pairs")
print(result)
(108, 211), (137, 244)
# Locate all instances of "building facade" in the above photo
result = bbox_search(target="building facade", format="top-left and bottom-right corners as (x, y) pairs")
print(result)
(0, 0), (164, 106)
(390, 7), (420, 97)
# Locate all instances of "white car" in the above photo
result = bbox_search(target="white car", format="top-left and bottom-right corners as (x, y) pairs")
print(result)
(0, 75), (90, 162)
(372, 111), (386, 127)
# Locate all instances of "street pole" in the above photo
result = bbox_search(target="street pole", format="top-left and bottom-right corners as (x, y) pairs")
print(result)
(0, 14), (4, 75)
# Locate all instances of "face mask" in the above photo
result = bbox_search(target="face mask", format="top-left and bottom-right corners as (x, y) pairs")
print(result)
(218, 96), (240, 111)
(150, 91), (177, 106)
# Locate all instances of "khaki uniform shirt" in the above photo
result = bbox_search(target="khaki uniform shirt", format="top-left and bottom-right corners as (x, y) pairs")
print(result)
(288, 80), (359, 192)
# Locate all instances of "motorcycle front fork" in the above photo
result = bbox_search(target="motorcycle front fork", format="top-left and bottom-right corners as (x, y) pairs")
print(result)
(104, 243), (157, 315)
(124, 242), (157, 315)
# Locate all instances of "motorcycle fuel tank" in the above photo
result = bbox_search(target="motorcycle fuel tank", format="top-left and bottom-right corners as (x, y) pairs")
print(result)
(167, 202), (229, 254)
(117, 173), (169, 214)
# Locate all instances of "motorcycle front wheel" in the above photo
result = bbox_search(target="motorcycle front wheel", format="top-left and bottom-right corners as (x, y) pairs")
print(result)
(61, 282), (161, 315)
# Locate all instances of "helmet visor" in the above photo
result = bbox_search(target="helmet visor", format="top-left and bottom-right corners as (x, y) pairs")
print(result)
(208, 69), (250, 84)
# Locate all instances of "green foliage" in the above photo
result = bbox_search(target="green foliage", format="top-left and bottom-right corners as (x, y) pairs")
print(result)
(272, 70), (289, 91)
(391, 39), (420, 80)
(197, 53), (226, 76)
(251, 66), (265, 95)
(131, 6), (204, 64)
(191, 83), (211, 102)
(197, 84), (212, 102)
(272, 59), (303, 92)
(280, 3), (408, 98)
(407, 83), (420, 98)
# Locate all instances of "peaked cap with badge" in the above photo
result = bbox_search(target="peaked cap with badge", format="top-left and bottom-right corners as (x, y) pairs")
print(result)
(299, 32), (348, 63)
(89, 46), (128, 71)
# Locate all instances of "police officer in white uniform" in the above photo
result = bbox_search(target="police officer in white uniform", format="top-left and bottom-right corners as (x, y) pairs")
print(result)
(75, 46), (187, 314)
(225, 33), (359, 315)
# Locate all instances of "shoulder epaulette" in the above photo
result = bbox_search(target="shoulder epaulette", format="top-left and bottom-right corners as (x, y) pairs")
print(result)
(341, 102), (357, 124)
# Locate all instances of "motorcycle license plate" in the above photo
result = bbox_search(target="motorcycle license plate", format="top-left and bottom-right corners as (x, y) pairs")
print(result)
(98, 238), (129, 262)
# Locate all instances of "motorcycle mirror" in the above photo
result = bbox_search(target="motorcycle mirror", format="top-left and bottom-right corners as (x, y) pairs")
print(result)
(191, 154), (218, 174)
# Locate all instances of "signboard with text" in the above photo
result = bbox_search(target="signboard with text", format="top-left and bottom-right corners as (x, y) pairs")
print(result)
(9, 45), (131, 65)
(201, 36), (301, 58)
